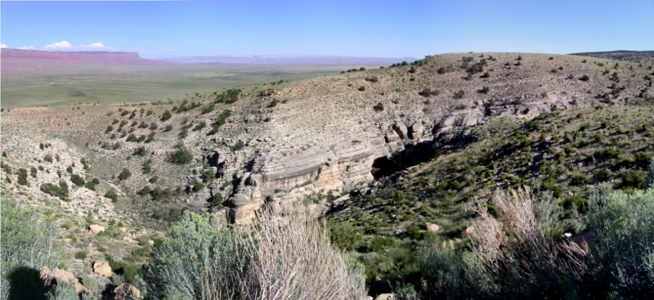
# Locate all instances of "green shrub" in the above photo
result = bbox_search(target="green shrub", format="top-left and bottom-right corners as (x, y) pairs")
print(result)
(232, 140), (245, 152)
(215, 88), (241, 104)
(571, 173), (587, 185)
(118, 168), (132, 180)
(142, 160), (152, 174)
(81, 275), (100, 292)
(454, 90), (465, 99)
(599, 169), (613, 181)
(358, 86), (366, 91)
(420, 88), (432, 97)
(480, 86), (490, 94)
(105, 189), (118, 202)
(149, 176), (158, 183)
(75, 251), (87, 259)
(329, 221), (362, 250)
(178, 128), (188, 139)
(17, 168), (29, 186)
(407, 225), (423, 240)
(137, 186), (152, 197)
(201, 103), (215, 114)
(1, 162), (11, 174)
(585, 186), (654, 298)
(635, 151), (652, 169)
(373, 102), (384, 112)
(209, 193), (223, 210)
(541, 177), (555, 190)
(70, 174), (85, 187)
(580, 75), (590, 81)
(209, 109), (232, 135)
(40, 180), (69, 199)
(168, 144), (193, 164)
(150, 187), (174, 201)
(418, 246), (493, 299)
(146, 212), (237, 299)
(2, 199), (61, 299)
(30, 166), (37, 178)
(46, 281), (78, 300)
(561, 195), (587, 212)
(133, 146), (147, 156)
(365, 76), (379, 83)
(193, 182), (205, 192)
(368, 236), (395, 252)
(160, 110), (172, 122)
(192, 121), (206, 132)
(84, 180), (97, 191)
(621, 169), (646, 189)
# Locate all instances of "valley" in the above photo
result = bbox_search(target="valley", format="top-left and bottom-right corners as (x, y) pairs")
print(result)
(2, 51), (654, 299)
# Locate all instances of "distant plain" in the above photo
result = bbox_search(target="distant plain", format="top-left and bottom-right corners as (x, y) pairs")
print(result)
(1, 63), (380, 108)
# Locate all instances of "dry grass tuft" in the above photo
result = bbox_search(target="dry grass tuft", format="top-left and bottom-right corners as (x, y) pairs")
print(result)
(235, 208), (366, 300)
(470, 187), (588, 282)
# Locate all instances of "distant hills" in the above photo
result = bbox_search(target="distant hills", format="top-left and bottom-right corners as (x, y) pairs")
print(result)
(157, 55), (414, 65)
(570, 50), (654, 62)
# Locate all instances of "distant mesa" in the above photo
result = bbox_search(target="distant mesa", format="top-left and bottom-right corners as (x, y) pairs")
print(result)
(1, 48), (170, 67)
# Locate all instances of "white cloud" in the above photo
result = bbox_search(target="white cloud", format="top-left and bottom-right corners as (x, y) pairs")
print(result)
(45, 41), (73, 49)
(44, 41), (110, 51)
(0, 44), (8, 48)
(18, 46), (35, 50)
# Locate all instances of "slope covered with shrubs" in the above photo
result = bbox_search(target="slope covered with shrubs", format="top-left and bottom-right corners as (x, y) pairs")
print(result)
(327, 105), (654, 298)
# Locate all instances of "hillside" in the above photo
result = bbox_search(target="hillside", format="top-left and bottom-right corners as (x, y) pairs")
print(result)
(328, 105), (654, 237)
(2, 51), (654, 299)
(3, 52), (654, 230)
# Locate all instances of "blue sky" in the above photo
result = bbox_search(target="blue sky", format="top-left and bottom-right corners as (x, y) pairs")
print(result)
(1, 0), (653, 59)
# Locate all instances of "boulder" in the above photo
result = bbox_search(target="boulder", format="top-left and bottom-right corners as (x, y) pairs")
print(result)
(89, 224), (105, 234)
(119, 227), (127, 232)
(425, 223), (440, 233)
(113, 283), (141, 300)
(461, 226), (475, 237)
(93, 261), (113, 277)
(376, 293), (395, 300)
(40, 266), (89, 295)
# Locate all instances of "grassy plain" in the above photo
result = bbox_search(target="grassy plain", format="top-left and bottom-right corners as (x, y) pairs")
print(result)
(1, 63), (375, 109)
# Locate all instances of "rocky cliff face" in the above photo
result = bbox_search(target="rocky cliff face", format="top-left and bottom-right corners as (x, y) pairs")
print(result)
(201, 119), (439, 224)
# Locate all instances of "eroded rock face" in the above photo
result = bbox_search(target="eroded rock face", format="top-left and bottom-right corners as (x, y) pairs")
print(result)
(208, 136), (391, 223)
